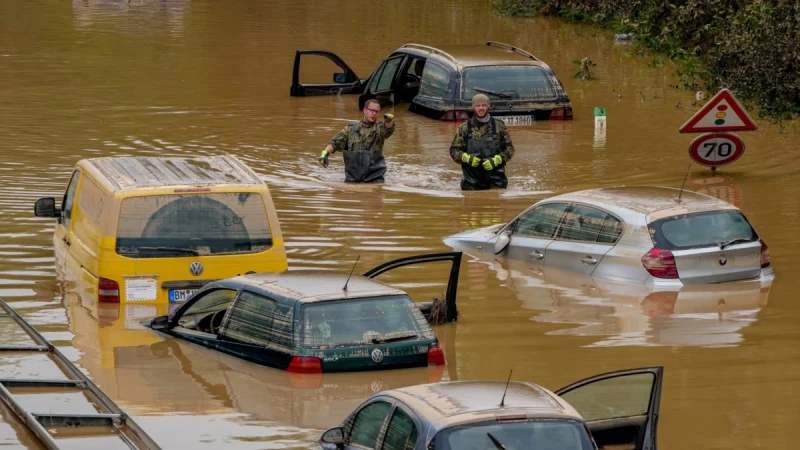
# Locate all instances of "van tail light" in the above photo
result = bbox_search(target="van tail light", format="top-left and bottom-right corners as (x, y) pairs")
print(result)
(641, 248), (679, 279)
(760, 239), (771, 268)
(427, 343), (446, 366)
(98, 278), (120, 303)
(287, 356), (322, 374)
(549, 107), (573, 120)
(440, 110), (471, 121)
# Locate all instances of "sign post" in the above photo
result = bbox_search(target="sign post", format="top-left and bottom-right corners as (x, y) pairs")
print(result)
(593, 107), (607, 149)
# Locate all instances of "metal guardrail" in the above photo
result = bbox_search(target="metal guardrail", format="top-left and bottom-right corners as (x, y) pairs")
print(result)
(0, 298), (161, 450)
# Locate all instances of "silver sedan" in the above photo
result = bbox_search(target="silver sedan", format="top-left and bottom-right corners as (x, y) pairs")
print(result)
(444, 186), (774, 287)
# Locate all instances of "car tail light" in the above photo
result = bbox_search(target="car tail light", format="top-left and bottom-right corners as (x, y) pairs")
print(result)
(427, 343), (445, 366)
(440, 110), (471, 121)
(549, 107), (573, 120)
(760, 239), (771, 268)
(98, 278), (120, 303)
(287, 356), (322, 374)
(641, 248), (679, 279)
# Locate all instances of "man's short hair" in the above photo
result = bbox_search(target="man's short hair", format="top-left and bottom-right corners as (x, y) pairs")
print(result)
(364, 99), (380, 109)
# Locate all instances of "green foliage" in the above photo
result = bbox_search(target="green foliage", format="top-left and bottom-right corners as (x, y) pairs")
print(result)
(573, 57), (597, 80)
(493, 0), (800, 120)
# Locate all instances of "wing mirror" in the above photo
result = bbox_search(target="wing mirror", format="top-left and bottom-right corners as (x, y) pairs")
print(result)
(333, 72), (347, 83)
(493, 224), (514, 255)
(149, 315), (169, 331)
(320, 426), (344, 445)
(34, 198), (60, 218)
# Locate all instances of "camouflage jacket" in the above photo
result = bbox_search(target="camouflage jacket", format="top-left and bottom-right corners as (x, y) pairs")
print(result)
(448, 116), (515, 163)
(329, 120), (395, 154)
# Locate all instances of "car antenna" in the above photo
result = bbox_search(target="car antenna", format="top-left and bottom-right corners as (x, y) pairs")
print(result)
(676, 163), (691, 203)
(343, 255), (361, 291)
(499, 369), (513, 408)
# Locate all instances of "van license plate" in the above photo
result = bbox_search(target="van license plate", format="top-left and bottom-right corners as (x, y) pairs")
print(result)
(499, 115), (533, 126)
(169, 289), (196, 303)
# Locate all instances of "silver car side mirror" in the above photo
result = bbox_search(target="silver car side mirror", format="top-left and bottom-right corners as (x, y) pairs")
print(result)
(320, 426), (344, 444)
(494, 230), (511, 255)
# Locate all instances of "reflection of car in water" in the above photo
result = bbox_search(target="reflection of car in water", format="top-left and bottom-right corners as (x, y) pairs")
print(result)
(320, 367), (663, 450)
(34, 155), (287, 304)
(445, 186), (773, 288)
(144, 253), (462, 373)
(290, 41), (572, 123)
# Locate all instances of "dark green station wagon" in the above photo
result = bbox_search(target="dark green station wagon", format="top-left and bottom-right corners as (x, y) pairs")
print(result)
(144, 253), (461, 373)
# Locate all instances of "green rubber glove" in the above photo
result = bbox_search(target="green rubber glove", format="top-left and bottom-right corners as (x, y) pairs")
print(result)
(482, 154), (504, 170)
(319, 149), (330, 168)
(384, 113), (394, 122)
(461, 152), (480, 168)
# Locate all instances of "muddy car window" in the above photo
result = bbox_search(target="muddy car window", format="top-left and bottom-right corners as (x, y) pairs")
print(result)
(300, 296), (434, 349)
(461, 66), (558, 101)
(221, 291), (293, 350)
(350, 401), (392, 448)
(514, 203), (569, 238)
(419, 63), (449, 99)
(115, 193), (272, 258)
(435, 420), (593, 450)
(559, 205), (609, 242)
(61, 170), (81, 229)
(597, 215), (624, 244)
(381, 407), (417, 450)
(559, 372), (654, 422)
(376, 56), (403, 92)
(177, 289), (237, 329)
(649, 210), (757, 250)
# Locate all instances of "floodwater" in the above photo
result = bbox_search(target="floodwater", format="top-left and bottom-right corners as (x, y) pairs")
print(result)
(1, 0), (799, 448)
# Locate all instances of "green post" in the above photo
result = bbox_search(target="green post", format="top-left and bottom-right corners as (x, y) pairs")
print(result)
(594, 107), (607, 117)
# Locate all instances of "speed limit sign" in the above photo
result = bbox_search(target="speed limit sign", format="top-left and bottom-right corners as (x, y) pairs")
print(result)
(688, 132), (745, 168)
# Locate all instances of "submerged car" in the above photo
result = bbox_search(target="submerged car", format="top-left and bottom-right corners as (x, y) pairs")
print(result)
(445, 186), (773, 287)
(319, 366), (663, 450)
(144, 253), (462, 373)
(290, 41), (572, 123)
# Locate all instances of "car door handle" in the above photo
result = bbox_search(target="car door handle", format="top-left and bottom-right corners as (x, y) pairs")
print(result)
(530, 251), (544, 260)
(581, 256), (597, 265)
(62, 237), (71, 246)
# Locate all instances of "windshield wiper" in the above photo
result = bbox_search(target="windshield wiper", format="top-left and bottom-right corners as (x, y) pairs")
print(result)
(719, 238), (753, 250)
(135, 246), (201, 256)
(371, 332), (418, 344)
(487, 432), (508, 450)
(473, 87), (512, 99)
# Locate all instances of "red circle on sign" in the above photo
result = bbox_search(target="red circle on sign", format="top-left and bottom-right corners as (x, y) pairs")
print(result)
(688, 133), (745, 168)
(717, 105), (728, 111)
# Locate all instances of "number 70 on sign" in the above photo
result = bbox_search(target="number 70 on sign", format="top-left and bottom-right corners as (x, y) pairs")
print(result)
(688, 132), (745, 168)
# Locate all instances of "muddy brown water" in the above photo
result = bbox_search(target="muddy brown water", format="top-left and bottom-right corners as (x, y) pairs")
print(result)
(1, 0), (800, 448)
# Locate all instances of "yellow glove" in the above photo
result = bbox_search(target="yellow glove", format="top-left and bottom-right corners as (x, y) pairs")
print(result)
(319, 149), (330, 168)
(461, 152), (480, 168)
(482, 155), (504, 170)
(384, 113), (394, 122)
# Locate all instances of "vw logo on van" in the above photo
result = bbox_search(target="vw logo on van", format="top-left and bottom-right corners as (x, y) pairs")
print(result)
(719, 255), (728, 266)
(371, 348), (384, 363)
(189, 261), (204, 276)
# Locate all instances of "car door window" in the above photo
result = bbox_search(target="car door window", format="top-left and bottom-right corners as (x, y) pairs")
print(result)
(350, 401), (393, 448)
(597, 215), (624, 244)
(61, 170), (81, 230)
(375, 56), (403, 93)
(418, 62), (449, 99)
(176, 289), (238, 330)
(559, 205), (610, 242)
(220, 290), (293, 350)
(514, 203), (570, 238)
(381, 407), (417, 450)
(559, 372), (654, 421)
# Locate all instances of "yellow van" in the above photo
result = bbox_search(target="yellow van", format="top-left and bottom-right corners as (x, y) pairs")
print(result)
(34, 155), (287, 304)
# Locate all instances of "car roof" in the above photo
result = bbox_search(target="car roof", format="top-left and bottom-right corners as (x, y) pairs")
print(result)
(397, 42), (550, 69)
(545, 186), (738, 221)
(81, 155), (264, 191)
(385, 381), (583, 432)
(226, 271), (406, 303)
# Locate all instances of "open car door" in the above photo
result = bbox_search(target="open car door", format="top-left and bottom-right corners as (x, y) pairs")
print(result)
(362, 252), (462, 323)
(555, 366), (663, 450)
(289, 50), (366, 97)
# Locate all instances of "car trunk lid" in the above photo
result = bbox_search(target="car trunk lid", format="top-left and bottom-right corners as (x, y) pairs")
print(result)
(672, 242), (762, 284)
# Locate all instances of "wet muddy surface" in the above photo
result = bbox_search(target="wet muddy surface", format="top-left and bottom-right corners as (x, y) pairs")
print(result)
(1, 0), (800, 448)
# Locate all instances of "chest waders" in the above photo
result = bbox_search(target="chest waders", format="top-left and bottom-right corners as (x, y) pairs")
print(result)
(461, 118), (508, 191)
(343, 122), (387, 183)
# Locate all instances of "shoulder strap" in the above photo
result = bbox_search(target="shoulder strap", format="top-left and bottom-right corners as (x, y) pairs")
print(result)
(490, 118), (497, 137)
(465, 119), (473, 143)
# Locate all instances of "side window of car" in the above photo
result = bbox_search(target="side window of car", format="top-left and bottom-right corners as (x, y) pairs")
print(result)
(418, 62), (449, 99)
(349, 401), (392, 448)
(597, 215), (624, 244)
(176, 288), (238, 330)
(61, 170), (81, 230)
(375, 56), (404, 93)
(367, 60), (387, 93)
(559, 205), (611, 242)
(514, 203), (570, 238)
(381, 407), (418, 450)
(220, 290), (294, 350)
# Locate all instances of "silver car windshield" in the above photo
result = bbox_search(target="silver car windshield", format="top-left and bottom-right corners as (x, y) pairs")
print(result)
(648, 210), (757, 250)
(434, 420), (594, 450)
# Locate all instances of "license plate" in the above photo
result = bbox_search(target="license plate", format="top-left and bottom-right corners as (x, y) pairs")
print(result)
(169, 289), (197, 303)
(499, 115), (533, 126)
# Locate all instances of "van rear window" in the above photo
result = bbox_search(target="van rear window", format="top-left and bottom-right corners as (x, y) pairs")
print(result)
(648, 210), (758, 250)
(116, 193), (272, 258)
(461, 66), (557, 101)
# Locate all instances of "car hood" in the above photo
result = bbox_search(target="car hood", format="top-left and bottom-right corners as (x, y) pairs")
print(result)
(443, 224), (505, 250)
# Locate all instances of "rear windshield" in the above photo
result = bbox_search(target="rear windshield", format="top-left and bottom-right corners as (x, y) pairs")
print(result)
(300, 295), (435, 349)
(116, 192), (272, 258)
(648, 210), (758, 250)
(461, 66), (558, 102)
(434, 420), (594, 450)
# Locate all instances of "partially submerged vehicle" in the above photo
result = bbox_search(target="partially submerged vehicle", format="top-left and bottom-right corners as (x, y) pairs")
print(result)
(319, 366), (664, 450)
(290, 41), (572, 123)
(143, 253), (462, 373)
(445, 186), (773, 287)
(34, 155), (287, 304)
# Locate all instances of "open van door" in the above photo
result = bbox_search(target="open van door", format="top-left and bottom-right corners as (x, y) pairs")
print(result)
(289, 50), (366, 97)
(555, 366), (663, 450)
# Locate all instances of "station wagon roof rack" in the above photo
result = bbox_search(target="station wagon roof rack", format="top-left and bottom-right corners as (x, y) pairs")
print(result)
(401, 44), (456, 63)
(486, 41), (539, 61)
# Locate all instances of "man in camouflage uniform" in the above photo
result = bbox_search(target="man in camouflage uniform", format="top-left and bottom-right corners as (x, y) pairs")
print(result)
(449, 94), (515, 191)
(319, 99), (395, 183)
